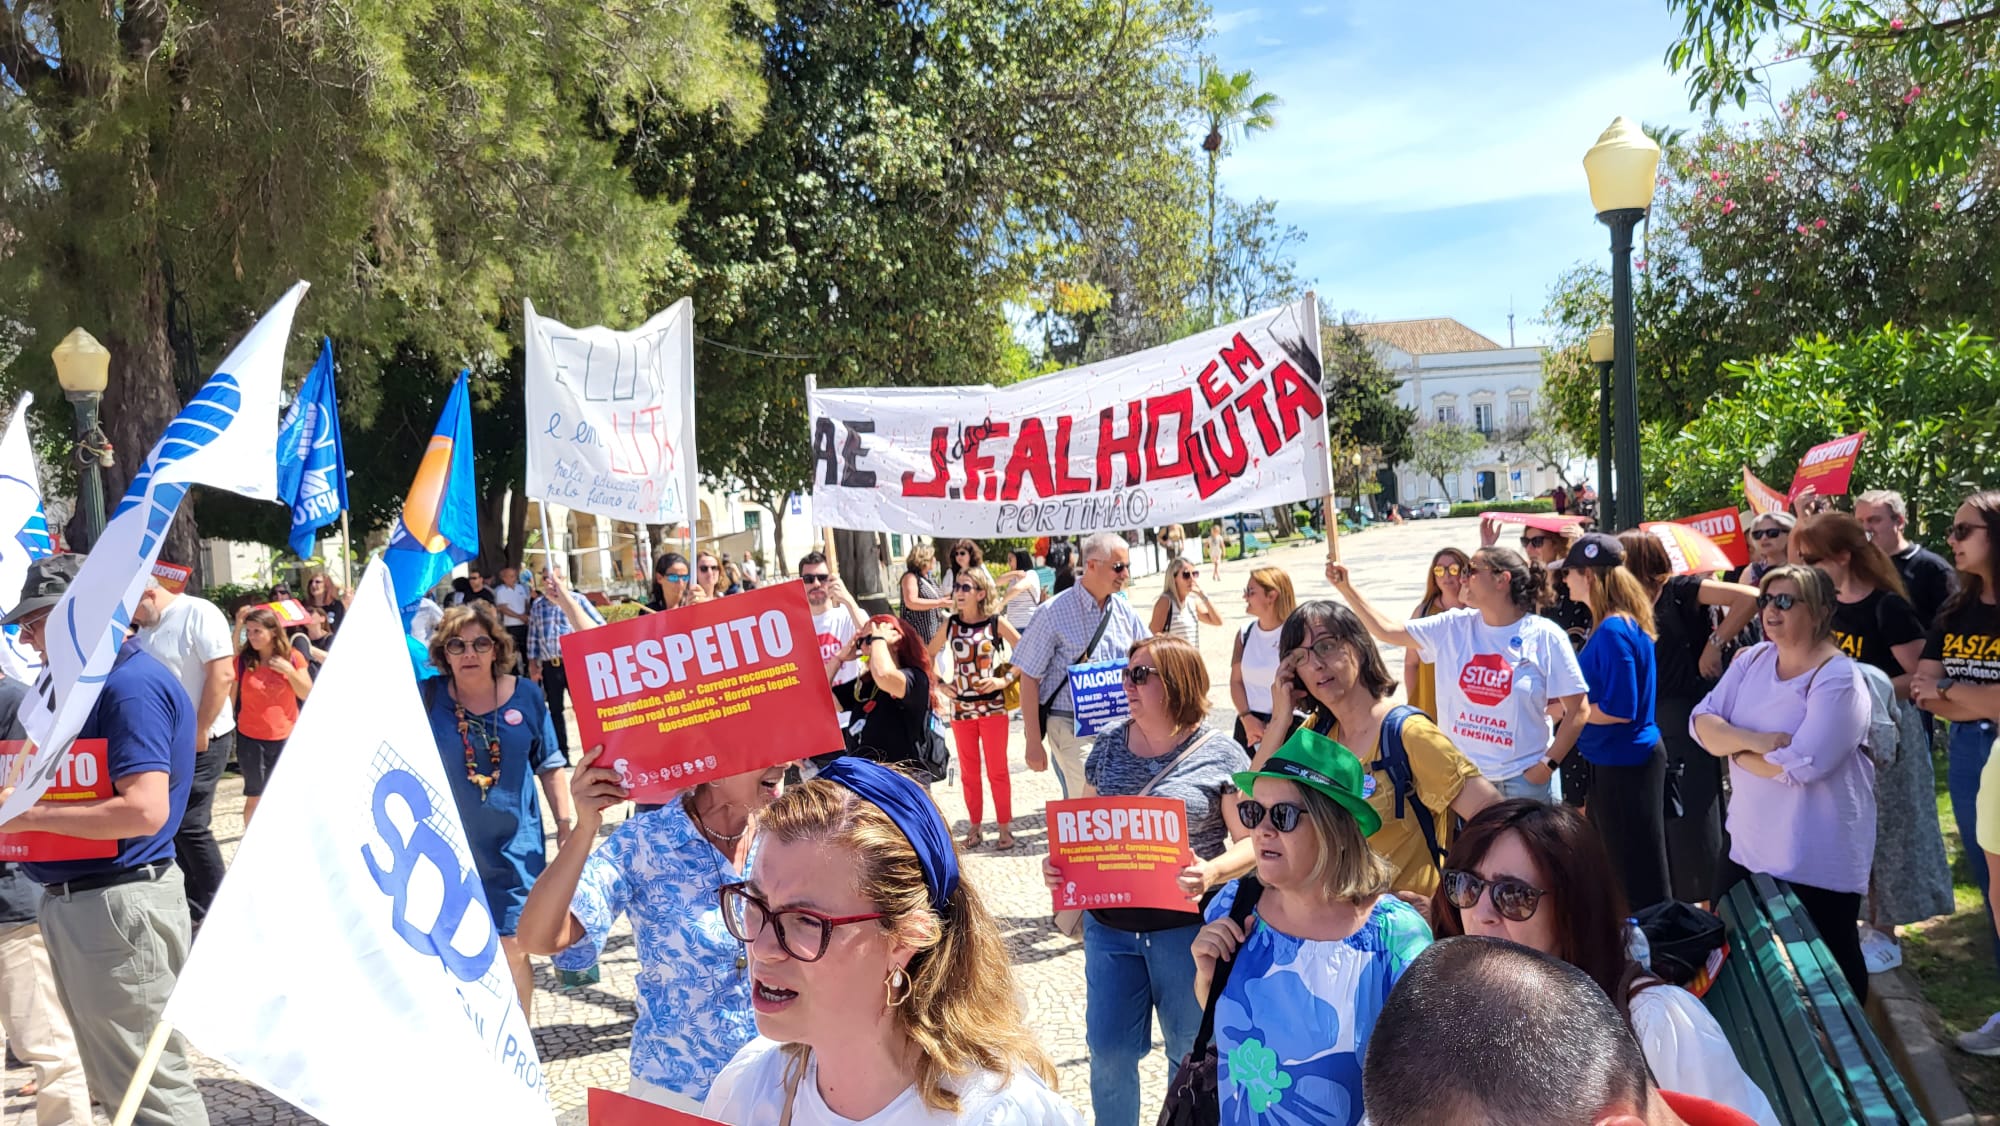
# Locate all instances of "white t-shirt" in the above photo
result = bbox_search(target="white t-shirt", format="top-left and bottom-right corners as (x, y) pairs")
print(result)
(814, 607), (861, 686)
(492, 579), (532, 623)
(704, 1039), (1079, 1126)
(1237, 622), (1282, 715)
(137, 593), (236, 738)
(1403, 608), (1587, 780)
(741, 559), (761, 583)
(1629, 985), (1780, 1126)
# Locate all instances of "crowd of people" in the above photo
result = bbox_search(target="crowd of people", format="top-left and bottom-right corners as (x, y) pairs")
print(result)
(0, 488), (1996, 1126)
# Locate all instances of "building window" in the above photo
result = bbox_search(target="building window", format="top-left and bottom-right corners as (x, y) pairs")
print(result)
(1474, 403), (1495, 434)
(1510, 399), (1530, 425)
(1435, 404), (1457, 423)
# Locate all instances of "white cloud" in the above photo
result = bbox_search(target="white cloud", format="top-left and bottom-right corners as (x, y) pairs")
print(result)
(1210, 8), (1265, 34)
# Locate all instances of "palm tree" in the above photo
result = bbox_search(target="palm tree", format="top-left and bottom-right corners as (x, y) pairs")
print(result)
(1199, 67), (1281, 323)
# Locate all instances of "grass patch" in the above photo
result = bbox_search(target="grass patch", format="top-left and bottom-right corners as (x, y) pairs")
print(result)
(1904, 737), (2000, 1114)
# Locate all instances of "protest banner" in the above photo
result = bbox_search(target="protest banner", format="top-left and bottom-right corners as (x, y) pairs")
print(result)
(0, 740), (115, 862)
(524, 298), (699, 528)
(1671, 508), (1750, 568)
(808, 296), (1330, 537)
(1048, 796), (1194, 913)
(1742, 466), (1789, 517)
(150, 562), (192, 595)
(1067, 659), (1130, 737)
(589, 1088), (728, 1126)
(561, 582), (841, 801)
(1788, 430), (1866, 500)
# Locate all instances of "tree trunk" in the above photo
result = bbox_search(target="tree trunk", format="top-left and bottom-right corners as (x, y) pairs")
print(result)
(99, 256), (204, 577)
(833, 528), (892, 619)
(1268, 506), (1295, 537)
(1206, 148), (1219, 323)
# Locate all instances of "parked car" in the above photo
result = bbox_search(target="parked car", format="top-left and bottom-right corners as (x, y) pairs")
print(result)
(1415, 498), (1451, 519)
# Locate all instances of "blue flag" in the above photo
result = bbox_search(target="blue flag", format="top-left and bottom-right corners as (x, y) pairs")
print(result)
(277, 339), (349, 560)
(383, 371), (478, 611)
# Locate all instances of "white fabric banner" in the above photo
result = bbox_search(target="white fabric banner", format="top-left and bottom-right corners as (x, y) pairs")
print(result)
(0, 394), (52, 681)
(165, 556), (554, 1124)
(523, 297), (699, 527)
(2, 282), (307, 822)
(807, 295), (1330, 537)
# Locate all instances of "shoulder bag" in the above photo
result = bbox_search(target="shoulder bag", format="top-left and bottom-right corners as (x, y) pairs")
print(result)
(1053, 729), (1204, 939)
(1156, 877), (1265, 1126)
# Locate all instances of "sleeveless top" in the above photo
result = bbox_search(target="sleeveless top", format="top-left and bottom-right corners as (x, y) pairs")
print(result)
(946, 616), (1008, 721)
(1163, 593), (1200, 647)
(900, 571), (944, 643)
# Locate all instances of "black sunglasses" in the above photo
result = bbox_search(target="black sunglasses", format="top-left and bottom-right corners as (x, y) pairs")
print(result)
(800, 574), (831, 584)
(1237, 800), (1306, 832)
(1948, 522), (1986, 542)
(1756, 592), (1800, 611)
(1122, 664), (1159, 686)
(444, 636), (495, 655)
(954, 583), (978, 594)
(1749, 528), (1788, 541)
(1519, 534), (1550, 549)
(1441, 869), (1546, 922)
(1110, 562), (1130, 574)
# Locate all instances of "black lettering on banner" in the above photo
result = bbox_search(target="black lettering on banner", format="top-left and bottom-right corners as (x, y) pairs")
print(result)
(812, 417), (879, 488)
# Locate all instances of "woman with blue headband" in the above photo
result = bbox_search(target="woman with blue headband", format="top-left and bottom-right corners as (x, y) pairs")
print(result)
(706, 758), (1078, 1125)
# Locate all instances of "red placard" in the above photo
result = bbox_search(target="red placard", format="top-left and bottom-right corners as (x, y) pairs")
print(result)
(1047, 796), (1195, 913)
(0, 740), (118, 862)
(1742, 466), (1789, 516)
(560, 582), (842, 802)
(1788, 430), (1866, 500)
(588, 1088), (728, 1126)
(1477, 511), (1588, 534)
(1672, 508), (1750, 568)
(151, 562), (192, 595)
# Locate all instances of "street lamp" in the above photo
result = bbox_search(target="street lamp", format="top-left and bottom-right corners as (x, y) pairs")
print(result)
(51, 328), (113, 550)
(1582, 116), (1660, 531)
(1586, 323), (1616, 529)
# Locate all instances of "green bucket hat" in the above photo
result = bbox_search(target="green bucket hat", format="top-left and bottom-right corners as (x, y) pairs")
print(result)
(1231, 727), (1382, 837)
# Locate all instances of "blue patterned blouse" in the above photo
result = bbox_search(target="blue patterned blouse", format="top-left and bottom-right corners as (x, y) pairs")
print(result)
(1205, 883), (1432, 1126)
(552, 802), (757, 1100)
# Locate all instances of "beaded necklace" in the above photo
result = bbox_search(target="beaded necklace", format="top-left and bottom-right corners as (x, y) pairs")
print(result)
(453, 688), (502, 800)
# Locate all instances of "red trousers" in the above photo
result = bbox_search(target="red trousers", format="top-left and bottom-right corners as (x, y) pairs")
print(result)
(951, 713), (1012, 825)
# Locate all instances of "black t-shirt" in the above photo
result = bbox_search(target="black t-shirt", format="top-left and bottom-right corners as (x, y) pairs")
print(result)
(453, 588), (497, 608)
(1924, 598), (2000, 685)
(1652, 575), (1715, 701)
(831, 667), (932, 768)
(1540, 589), (1593, 653)
(316, 598), (347, 634)
(1830, 588), (1925, 677)
(1892, 543), (1959, 630)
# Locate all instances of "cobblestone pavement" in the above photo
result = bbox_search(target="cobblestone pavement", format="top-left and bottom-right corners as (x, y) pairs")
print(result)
(1, 518), (1472, 1124)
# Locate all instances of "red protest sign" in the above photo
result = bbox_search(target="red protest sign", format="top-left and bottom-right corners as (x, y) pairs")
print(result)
(151, 561), (192, 595)
(1673, 508), (1750, 568)
(560, 582), (842, 802)
(0, 740), (118, 862)
(1788, 430), (1866, 500)
(1742, 466), (1788, 516)
(1048, 796), (1194, 913)
(588, 1087), (728, 1126)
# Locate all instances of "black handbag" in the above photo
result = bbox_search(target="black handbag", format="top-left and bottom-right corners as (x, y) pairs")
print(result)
(1157, 877), (1264, 1126)
(1633, 898), (1724, 987)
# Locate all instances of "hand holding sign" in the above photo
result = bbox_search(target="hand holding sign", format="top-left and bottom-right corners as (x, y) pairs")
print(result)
(1047, 796), (1195, 913)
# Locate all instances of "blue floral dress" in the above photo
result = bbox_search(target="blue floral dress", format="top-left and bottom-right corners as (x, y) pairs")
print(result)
(1205, 883), (1432, 1126)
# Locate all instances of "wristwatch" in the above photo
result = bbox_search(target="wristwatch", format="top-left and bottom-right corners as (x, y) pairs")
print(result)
(1936, 677), (1955, 699)
(1544, 757), (1563, 774)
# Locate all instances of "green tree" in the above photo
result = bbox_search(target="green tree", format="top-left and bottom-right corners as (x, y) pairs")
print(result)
(1213, 197), (1306, 322)
(1501, 402), (1585, 490)
(1407, 421), (1484, 502)
(0, 0), (763, 563)
(1197, 67), (1280, 323)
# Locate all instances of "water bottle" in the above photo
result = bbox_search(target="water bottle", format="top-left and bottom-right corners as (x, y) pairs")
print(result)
(1626, 917), (1651, 970)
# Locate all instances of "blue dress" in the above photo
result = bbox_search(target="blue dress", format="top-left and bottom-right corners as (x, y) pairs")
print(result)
(1206, 883), (1432, 1126)
(423, 677), (565, 934)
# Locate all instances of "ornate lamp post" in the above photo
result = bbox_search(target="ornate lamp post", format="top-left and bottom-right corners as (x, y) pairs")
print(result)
(51, 328), (113, 550)
(1582, 117), (1660, 531)
(1586, 323), (1616, 529)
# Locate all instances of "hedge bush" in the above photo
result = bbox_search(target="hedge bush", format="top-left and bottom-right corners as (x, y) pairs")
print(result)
(599, 601), (648, 624)
(1449, 499), (1554, 518)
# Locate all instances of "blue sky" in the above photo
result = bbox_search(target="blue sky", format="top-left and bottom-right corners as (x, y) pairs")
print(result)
(1207, 0), (1709, 346)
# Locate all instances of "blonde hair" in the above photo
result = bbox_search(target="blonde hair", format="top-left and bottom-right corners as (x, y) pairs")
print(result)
(758, 779), (1054, 1112)
(1294, 784), (1396, 902)
(1574, 565), (1657, 639)
(906, 543), (937, 575)
(427, 602), (516, 675)
(952, 565), (998, 616)
(1249, 566), (1297, 620)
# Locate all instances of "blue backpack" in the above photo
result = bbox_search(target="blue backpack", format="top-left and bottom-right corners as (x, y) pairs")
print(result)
(1313, 703), (1445, 870)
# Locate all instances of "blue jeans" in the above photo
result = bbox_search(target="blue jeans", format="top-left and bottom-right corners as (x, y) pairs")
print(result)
(1083, 914), (1204, 1126)
(1947, 720), (2000, 974)
(1494, 772), (1554, 803)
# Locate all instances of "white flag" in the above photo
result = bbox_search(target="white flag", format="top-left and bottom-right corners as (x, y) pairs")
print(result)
(164, 556), (554, 1124)
(0, 394), (53, 680)
(3, 282), (308, 821)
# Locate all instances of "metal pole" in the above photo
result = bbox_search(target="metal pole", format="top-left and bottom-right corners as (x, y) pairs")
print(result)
(67, 392), (107, 551)
(1594, 360), (1615, 531)
(1601, 208), (1646, 530)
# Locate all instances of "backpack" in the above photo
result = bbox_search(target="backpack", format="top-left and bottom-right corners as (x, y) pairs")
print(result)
(1315, 704), (1445, 870)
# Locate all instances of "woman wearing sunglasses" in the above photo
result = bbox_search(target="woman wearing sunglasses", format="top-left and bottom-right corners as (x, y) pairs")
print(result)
(944, 539), (985, 593)
(420, 601), (574, 1012)
(1229, 567), (1297, 752)
(1432, 800), (1778, 1125)
(1191, 729), (1432, 1126)
(926, 568), (1021, 849)
(1733, 512), (1795, 588)
(1404, 548), (1472, 718)
(1691, 565), (1877, 999)
(706, 759), (1076, 1125)
(1041, 635), (1253, 1126)
(649, 552), (692, 612)
(1150, 560), (1224, 648)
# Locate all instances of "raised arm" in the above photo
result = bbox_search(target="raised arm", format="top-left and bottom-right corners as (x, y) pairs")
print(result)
(1325, 562), (1417, 649)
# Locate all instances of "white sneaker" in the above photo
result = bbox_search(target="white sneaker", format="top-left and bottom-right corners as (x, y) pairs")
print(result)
(1957, 1011), (2000, 1057)
(1859, 926), (1903, 973)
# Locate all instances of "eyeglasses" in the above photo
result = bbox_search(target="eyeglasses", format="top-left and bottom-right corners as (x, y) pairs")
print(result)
(718, 883), (884, 963)
(1123, 664), (1160, 686)
(1949, 522), (1986, 542)
(800, 574), (831, 585)
(1467, 564), (1497, 578)
(953, 584), (978, 594)
(1236, 800), (1306, 832)
(1432, 564), (1465, 578)
(444, 636), (495, 655)
(1300, 637), (1349, 664)
(1519, 535), (1549, 549)
(1749, 528), (1788, 541)
(1799, 554), (1823, 566)
(1441, 869), (1546, 922)
(1756, 592), (1800, 611)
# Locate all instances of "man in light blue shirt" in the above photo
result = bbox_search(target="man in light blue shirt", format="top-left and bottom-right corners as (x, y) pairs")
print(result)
(1014, 532), (1150, 797)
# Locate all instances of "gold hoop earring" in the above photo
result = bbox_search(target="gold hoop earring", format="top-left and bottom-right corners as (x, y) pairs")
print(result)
(884, 965), (911, 1007)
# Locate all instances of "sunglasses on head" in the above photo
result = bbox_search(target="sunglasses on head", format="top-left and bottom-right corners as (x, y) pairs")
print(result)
(1949, 522), (1987, 542)
(800, 573), (830, 584)
(1441, 869), (1546, 922)
(444, 636), (495, 656)
(1122, 664), (1159, 686)
(1433, 563), (1465, 578)
(1749, 528), (1788, 541)
(1236, 799), (1306, 832)
(1756, 592), (1800, 611)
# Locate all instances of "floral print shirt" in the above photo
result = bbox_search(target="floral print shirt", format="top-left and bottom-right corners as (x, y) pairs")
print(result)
(1205, 882), (1432, 1126)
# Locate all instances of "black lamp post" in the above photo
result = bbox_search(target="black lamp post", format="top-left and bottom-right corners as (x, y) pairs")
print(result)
(1587, 324), (1615, 529)
(52, 328), (113, 550)
(1583, 117), (1661, 532)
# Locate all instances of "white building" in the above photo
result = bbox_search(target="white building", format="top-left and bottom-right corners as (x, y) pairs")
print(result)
(1357, 318), (1563, 508)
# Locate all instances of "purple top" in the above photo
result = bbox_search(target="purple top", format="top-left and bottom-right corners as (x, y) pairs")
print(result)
(1690, 643), (1875, 895)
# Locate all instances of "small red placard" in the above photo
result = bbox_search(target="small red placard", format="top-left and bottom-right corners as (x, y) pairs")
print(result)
(1788, 430), (1866, 500)
(151, 562), (192, 595)
(1742, 466), (1789, 516)
(0, 740), (118, 862)
(1673, 508), (1750, 568)
(588, 1087), (729, 1125)
(1047, 796), (1195, 913)
(560, 583), (842, 802)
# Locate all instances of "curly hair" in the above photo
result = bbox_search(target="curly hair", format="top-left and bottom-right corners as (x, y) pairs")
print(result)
(428, 601), (515, 677)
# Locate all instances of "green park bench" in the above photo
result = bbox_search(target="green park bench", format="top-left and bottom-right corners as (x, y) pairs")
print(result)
(1704, 874), (1924, 1125)
(1240, 530), (1267, 556)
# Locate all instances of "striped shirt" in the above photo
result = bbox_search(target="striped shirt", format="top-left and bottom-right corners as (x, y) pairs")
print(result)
(1011, 584), (1151, 712)
(527, 592), (605, 661)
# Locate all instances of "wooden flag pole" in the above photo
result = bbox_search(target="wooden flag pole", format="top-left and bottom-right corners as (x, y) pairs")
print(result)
(112, 1021), (174, 1126)
(1325, 492), (1340, 564)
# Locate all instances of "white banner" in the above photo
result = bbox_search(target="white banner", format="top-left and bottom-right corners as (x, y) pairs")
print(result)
(807, 295), (1330, 537)
(165, 556), (553, 1124)
(523, 297), (698, 527)
(3, 282), (307, 822)
(0, 394), (52, 681)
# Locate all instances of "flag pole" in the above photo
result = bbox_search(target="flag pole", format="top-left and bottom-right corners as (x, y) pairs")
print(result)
(540, 504), (559, 576)
(112, 1021), (174, 1126)
(339, 510), (354, 591)
(804, 373), (837, 579)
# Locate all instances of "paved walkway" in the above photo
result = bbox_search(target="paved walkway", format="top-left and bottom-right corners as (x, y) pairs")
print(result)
(0, 518), (1478, 1124)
